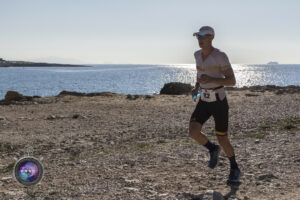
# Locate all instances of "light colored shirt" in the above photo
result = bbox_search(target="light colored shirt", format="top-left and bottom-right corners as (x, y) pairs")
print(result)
(194, 48), (232, 100)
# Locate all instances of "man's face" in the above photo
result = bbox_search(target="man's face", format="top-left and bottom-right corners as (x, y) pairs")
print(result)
(197, 34), (214, 48)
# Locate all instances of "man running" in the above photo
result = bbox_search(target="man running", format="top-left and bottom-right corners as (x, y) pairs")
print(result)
(189, 26), (241, 183)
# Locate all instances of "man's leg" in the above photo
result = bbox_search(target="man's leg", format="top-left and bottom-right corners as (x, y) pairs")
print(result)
(189, 99), (211, 145)
(217, 134), (240, 182)
(213, 96), (240, 182)
(189, 121), (220, 169)
(216, 135), (234, 157)
(189, 122), (207, 145)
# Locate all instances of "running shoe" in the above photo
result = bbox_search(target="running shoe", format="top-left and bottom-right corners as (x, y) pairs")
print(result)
(208, 145), (220, 169)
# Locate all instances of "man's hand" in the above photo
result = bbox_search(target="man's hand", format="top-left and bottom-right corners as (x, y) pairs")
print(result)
(197, 74), (215, 84)
(190, 87), (199, 96)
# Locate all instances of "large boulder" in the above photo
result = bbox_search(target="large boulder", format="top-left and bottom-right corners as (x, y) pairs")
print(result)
(3, 91), (34, 102)
(5, 91), (24, 101)
(160, 82), (193, 95)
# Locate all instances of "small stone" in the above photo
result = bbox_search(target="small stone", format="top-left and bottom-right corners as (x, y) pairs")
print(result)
(47, 115), (56, 120)
(126, 94), (139, 100)
(124, 187), (139, 192)
(1, 176), (11, 181)
(158, 193), (168, 197)
(72, 114), (86, 119)
(145, 95), (152, 99)
(124, 179), (140, 184)
(258, 173), (277, 181)
(72, 114), (80, 119)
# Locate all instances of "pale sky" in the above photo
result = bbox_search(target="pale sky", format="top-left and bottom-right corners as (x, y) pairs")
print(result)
(1, 0), (300, 64)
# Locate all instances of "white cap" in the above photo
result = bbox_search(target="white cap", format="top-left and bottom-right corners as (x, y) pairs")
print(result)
(193, 26), (215, 36)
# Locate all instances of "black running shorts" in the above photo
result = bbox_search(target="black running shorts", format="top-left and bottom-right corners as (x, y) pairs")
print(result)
(190, 93), (229, 136)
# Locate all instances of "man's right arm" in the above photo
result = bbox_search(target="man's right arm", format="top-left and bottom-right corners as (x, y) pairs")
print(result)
(194, 81), (200, 90)
(193, 51), (201, 91)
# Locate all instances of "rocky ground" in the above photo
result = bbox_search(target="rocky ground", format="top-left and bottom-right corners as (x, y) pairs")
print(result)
(0, 87), (299, 200)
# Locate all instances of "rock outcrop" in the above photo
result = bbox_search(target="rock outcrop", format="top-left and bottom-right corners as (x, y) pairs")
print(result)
(160, 82), (193, 95)
(57, 90), (117, 97)
(4, 91), (34, 101)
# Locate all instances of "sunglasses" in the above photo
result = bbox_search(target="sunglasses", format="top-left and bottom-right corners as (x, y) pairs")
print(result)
(196, 34), (211, 39)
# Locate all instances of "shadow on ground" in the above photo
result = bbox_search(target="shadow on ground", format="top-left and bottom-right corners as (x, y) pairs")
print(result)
(178, 182), (241, 200)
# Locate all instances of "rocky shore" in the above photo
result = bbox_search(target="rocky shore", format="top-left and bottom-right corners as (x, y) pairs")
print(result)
(0, 58), (88, 67)
(0, 85), (299, 200)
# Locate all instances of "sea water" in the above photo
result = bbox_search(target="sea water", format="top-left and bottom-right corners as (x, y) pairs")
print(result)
(0, 64), (299, 99)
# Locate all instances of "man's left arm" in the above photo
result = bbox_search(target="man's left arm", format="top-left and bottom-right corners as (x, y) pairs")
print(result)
(197, 68), (236, 86)
(212, 67), (236, 86)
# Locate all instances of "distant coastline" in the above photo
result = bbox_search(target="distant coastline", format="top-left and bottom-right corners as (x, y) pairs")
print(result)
(267, 61), (279, 65)
(0, 58), (89, 67)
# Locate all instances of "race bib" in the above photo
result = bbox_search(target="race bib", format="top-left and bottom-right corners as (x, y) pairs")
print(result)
(201, 89), (217, 102)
